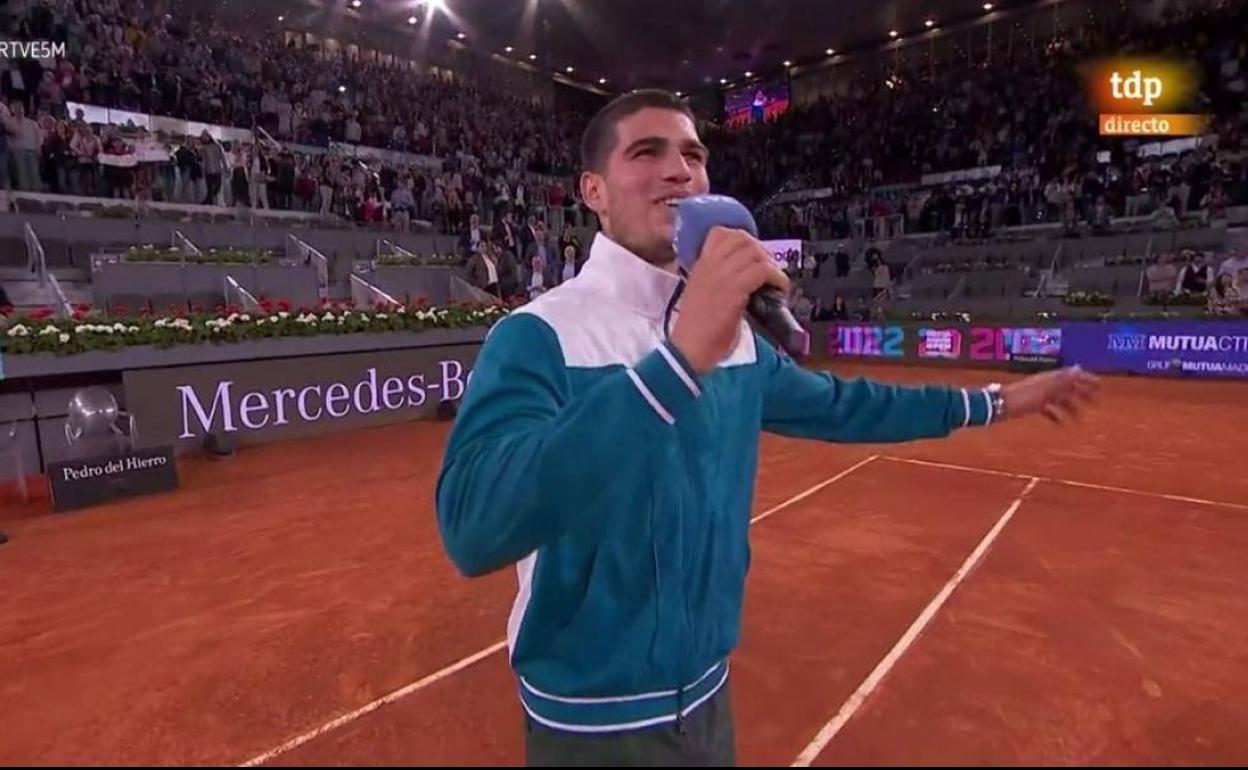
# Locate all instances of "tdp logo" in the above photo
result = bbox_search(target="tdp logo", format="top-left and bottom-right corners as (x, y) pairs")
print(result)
(1109, 70), (1163, 107)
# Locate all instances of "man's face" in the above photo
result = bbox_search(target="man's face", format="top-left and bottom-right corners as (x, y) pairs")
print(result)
(581, 107), (710, 266)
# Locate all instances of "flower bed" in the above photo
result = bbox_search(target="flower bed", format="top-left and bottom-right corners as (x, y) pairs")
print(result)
(121, 245), (276, 264)
(0, 299), (511, 356)
(1062, 290), (1116, 307)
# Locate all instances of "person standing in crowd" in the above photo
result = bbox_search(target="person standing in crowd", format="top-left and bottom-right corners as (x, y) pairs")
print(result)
(465, 241), (500, 296)
(199, 131), (226, 206)
(4, 101), (43, 192)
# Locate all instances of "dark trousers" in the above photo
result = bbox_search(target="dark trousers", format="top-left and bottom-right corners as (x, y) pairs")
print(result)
(524, 681), (736, 767)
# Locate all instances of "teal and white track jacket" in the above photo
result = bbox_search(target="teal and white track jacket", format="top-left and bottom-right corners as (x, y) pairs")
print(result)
(436, 234), (997, 734)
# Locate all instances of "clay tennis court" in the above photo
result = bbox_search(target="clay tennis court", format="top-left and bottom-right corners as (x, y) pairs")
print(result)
(2, 362), (1246, 766)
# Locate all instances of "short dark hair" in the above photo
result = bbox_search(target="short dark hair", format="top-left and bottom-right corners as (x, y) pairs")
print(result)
(580, 89), (696, 173)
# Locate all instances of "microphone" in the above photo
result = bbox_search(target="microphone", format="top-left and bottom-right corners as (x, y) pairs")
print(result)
(672, 195), (811, 358)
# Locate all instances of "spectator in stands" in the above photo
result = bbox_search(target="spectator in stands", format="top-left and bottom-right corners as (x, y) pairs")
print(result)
(465, 241), (500, 296)
(199, 132), (226, 206)
(526, 253), (556, 300)
(828, 295), (849, 321)
(558, 243), (581, 284)
(792, 286), (814, 329)
(868, 251), (892, 302)
(0, 101), (10, 191)
(1145, 253), (1180, 298)
(492, 207), (518, 257)
(4, 101), (43, 192)
(229, 144), (249, 207)
(495, 240), (521, 299)
(390, 179), (415, 232)
(70, 121), (100, 196)
(460, 212), (486, 258)
(1207, 273), (1243, 316)
(1175, 250), (1214, 295)
(1219, 251), (1248, 281)
(244, 146), (268, 209)
(557, 230), (583, 264)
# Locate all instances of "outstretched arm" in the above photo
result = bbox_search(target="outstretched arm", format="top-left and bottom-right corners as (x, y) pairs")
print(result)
(758, 335), (1098, 441)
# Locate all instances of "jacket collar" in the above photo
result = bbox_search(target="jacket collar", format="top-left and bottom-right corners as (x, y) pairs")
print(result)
(579, 232), (682, 321)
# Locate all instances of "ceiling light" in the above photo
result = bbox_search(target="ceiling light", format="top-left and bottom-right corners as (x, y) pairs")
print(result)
(825, 48), (835, 56)
(675, 91), (683, 97)
(566, 65), (574, 73)
(504, 46), (513, 53)
(407, 15), (417, 24)
(889, 30), (898, 38)
(338, 85), (347, 92)
(350, 0), (361, 7)
(719, 78), (728, 84)
(528, 54), (537, 60)
(783, 59), (792, 67)
(983, 2), (994, 9)
(277, 14), (285, 22)
(744, 71), (753, 77)
(598, 77), (607, 84)
(456, 32), (466, 40)
(925, 19), (935, 27)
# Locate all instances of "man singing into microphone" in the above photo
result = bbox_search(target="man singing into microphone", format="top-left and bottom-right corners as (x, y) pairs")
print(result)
(435, 90), (1098, 766)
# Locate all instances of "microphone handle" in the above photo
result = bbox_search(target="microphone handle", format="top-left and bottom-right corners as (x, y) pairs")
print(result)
(747, 287), (811, 358)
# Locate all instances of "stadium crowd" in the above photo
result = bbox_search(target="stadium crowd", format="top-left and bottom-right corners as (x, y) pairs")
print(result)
(1, 0), (1245, 251)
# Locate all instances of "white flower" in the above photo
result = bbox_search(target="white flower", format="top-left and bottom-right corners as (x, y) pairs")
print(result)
(257, 318), (267, 326)
(269, 315), (279, 323)
(228, 313), (240, 323)
(397, 306), (407, 314)
(239, 314), (251, 322)
(128, 325), (140, 333)
(376, 313), (389, 320)
(76, 325), (90, 334)
(113, 323), (126, 332)
(322, 312), (335, 322)
(278, 311), (290, 319)
(360, 314), (370, 322)
(155, 319), (168, 328)
(40, 325), (60, 336)
(59, 333), (70, 343)
(343, 310), (353, 317)
(7, 324), (29, 337)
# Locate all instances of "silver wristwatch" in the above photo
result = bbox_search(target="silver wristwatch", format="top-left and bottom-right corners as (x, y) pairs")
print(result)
(986, 383), (1006, 422)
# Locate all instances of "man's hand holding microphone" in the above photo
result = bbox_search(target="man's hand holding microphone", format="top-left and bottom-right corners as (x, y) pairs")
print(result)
(670, 226), (791, 375)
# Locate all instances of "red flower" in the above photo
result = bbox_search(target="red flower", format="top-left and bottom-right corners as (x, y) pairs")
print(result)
(277, 300), (292, 312)
(0, 304), (14, 316)
(111, 304), (128, 317)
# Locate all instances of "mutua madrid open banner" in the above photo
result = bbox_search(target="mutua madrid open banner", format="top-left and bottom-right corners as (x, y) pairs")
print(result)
(1060, 321), (1248, 379)
(122, 344), (479, 450)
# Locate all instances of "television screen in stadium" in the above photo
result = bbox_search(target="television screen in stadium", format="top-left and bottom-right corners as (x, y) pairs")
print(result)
(723, 79), (790, 127)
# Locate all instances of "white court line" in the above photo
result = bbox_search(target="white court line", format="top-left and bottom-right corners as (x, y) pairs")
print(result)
(237, 641), (508, 767)
(790, 477), (1042, 767)
(751, 455), (880, 525)
(881, 455), (1248, 512)
(880, 455), (1034, 481)
(238, 456), (880, 766)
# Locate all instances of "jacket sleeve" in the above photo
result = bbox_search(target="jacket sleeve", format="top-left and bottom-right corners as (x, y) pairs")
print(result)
(756, 334), (996, 442)
(435, 312), (704, 577)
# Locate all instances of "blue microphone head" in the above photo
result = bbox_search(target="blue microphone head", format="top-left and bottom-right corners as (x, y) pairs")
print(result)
(672, 194), (759, 272)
